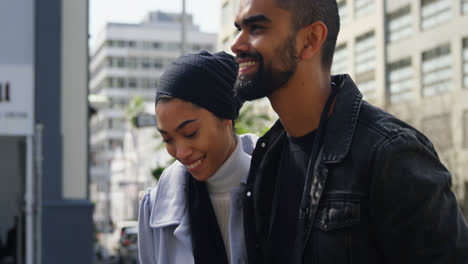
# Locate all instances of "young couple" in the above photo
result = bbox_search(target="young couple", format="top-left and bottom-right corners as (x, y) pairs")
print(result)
(139, 0), (468, 263)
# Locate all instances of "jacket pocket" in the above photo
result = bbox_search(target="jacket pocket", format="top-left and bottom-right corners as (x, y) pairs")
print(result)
(313, 197), (360, 231)
(305, 196), (362, 264)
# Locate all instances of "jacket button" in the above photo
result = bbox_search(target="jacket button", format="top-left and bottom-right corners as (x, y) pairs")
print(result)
(261, 142), (266, 148)
(246, 191), (252, 197)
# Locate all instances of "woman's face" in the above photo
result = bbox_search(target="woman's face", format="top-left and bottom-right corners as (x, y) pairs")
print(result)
(156, 98), (236, 181)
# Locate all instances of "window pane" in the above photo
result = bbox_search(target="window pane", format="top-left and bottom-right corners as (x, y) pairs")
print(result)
(386, 5), (412, 43)
(422, 44), (452, 97)
(355, 31), (376, 74)
(355, 0), (375, 18)
(421, 0), (452, 30)
(332, 43), (348, 74)
(387, 57), (414, 104)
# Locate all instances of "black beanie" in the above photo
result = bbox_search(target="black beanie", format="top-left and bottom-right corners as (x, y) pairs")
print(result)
(155, 50), (241, 120)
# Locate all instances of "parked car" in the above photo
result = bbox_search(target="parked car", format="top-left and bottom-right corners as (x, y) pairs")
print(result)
(118, 227), (139, 264)
(110, 220), (138, 256)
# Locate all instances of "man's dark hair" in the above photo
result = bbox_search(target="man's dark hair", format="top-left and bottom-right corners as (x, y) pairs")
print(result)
(275, 0), (340, 69)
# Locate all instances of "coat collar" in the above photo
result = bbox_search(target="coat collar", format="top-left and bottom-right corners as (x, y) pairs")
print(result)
(149, 161), (188, 229)
(149, 133), (258, 230)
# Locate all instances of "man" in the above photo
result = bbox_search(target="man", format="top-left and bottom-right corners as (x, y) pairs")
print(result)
(231, 0), (468, 263)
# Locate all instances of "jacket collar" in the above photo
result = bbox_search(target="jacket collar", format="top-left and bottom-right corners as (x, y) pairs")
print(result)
(321, 74), (362, 163)
(261, 74), (362, 164)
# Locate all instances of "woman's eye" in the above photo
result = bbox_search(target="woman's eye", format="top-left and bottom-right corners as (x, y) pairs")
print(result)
(185, 130), (198, 138)
(162, 138), (172, 143)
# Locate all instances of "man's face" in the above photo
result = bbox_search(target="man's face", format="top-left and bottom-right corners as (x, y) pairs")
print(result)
(232, 0), (299, 101)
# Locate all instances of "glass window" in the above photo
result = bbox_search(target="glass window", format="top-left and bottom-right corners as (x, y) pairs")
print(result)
(153, 58), (163, 69)
(422, 44), (452, 97)
(331, 43), (348, 75)
(126, 57), (137, 69)
(355, 0), (375, 18)
(421, 113), (452, 150)
(386, 5), (412, 43)
(116, 78), (125, 88)
(117, 57), (125, 68)
(117, 40), (126, 47)
(128, 78), (137, 88)
(106, 77), (114, 88)
(421, 0), (452, 30)
(106, 57), (115, 67)
(141, 79), (151, 89)
(463, 0), (468, 14)
(338, 0), (349, 25)
(141, 58), (151, 69)
(464, 110), (468, 148)
(355, 31), (376, 74)
(356, 74), (377, 102)
(142, 41), (152, 49)
(153, 42), (161, 49)
(463, 38), (468, 88)
(387, 57), (414, 104)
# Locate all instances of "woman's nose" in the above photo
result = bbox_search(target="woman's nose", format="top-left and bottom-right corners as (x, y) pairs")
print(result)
(175, 143), (192, 161)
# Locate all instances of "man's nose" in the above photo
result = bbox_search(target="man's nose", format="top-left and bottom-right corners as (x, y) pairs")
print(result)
(231, 30), (249, 55)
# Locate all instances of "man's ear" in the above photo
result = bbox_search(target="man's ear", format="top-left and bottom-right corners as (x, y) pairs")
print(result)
(298, 21), (328, 60)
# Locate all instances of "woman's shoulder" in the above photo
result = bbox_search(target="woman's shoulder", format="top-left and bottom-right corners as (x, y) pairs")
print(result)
(140, 160), (188, 226)
(238, 133), (259, 155)
(142, 161), (186, 204)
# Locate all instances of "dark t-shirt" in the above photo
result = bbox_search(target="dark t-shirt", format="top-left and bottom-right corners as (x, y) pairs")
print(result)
(267, 129), (316, 263)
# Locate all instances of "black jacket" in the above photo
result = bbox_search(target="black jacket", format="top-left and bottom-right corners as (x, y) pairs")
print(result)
(243, 75), (468, 263)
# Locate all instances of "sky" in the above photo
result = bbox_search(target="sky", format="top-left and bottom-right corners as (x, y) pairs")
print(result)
(89, 0), (221, 45)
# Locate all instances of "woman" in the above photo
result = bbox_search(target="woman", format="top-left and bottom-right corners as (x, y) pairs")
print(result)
(138, 51), (257, 264)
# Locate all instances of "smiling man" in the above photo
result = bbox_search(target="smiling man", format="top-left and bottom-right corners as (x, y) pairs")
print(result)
(231, 0), (468, 263)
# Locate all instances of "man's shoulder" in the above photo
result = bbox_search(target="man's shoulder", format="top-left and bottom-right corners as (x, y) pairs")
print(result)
(357, 101), (417, 138)
(355, 101), (433, 150)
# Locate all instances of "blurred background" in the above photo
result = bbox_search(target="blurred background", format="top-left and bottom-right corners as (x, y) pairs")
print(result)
(1, 0), (468, 263)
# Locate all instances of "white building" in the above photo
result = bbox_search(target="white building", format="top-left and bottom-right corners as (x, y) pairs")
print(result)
(89, 11), (217, 230)
(219, 0), (468, 214)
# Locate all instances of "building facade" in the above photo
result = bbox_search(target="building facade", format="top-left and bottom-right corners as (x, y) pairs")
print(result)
(0, 0), (93, 263)
(89, 11), (217, 231)
(218, 0), (468, 214)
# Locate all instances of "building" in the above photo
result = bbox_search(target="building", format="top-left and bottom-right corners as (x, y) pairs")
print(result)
(218, 0), (241, 52)
(89, 11), (217, 232)
(218, 0), (468, 214)
(0, 0), (92, 263)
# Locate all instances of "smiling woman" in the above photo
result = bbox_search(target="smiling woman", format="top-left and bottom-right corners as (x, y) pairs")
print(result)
(138, 51), (258, 264)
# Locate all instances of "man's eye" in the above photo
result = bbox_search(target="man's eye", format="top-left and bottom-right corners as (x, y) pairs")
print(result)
(250, 25), (264, 33)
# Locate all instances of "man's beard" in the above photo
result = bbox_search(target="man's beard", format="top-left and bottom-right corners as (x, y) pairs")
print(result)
(234, 35), (298, 101)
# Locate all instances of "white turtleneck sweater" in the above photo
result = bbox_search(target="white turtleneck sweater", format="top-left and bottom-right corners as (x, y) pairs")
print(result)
(205, 135), (251, 264)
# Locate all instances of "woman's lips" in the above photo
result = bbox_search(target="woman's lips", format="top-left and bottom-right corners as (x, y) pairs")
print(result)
(184, 156), (205, 172)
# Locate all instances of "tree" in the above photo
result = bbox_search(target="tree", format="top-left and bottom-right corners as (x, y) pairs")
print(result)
(125, 95), (145, 128)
